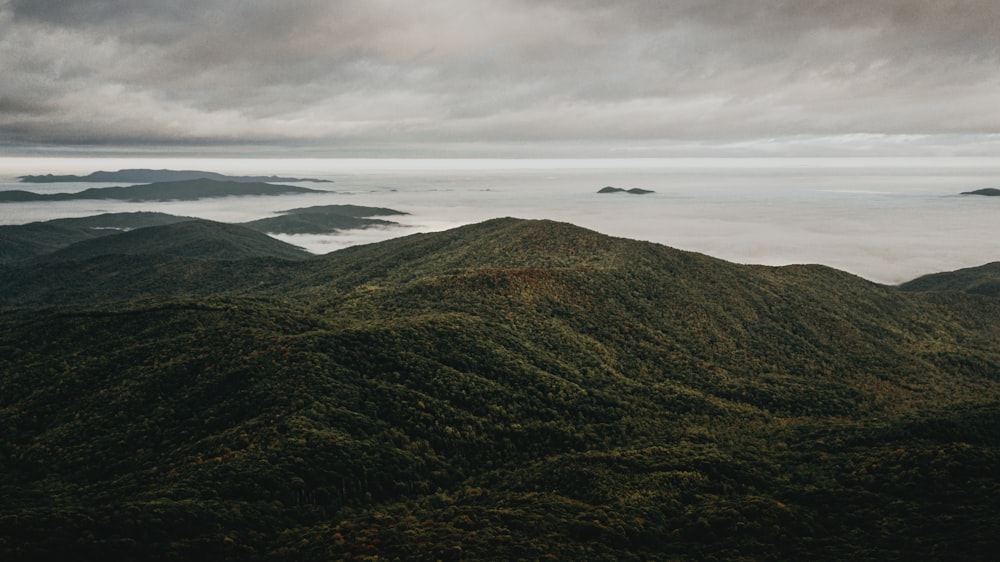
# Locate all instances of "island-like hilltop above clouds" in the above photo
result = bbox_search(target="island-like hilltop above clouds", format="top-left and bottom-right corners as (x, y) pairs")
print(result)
(17, 168), (330, 184)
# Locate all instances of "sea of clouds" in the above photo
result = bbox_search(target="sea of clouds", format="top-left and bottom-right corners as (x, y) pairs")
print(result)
(1, 157), (998, 285)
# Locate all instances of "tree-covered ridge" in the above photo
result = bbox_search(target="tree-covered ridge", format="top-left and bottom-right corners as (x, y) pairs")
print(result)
(899, 261), (1000, 297)
(1, 218), (999, 560)
(34, 220), (312, 263)
(0, 179), (326, 203)
(0, 212), (192, 264)
(0, 206), (408, 266)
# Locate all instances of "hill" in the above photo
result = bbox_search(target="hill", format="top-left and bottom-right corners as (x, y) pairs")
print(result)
(598, 186), (654, 194)
(32, 219), (312, 263)
(242, 204), (407, 234)
(0, 212), (194, 264)
(17, 169), (330, 183)
(0, 207), (405, 265)
(0, 179), (327, 203)
(961, 188), (1000, 196)
(1, 218), (999, 560)
(899, 261), (1000, 297)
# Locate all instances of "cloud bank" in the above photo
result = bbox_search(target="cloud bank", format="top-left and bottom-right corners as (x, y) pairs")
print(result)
(2, 0), (999, 156)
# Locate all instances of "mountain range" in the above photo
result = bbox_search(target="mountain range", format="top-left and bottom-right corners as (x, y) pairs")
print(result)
(0, 206), (405, 266)
(1, 217), (998, 560)
(0, 179), (328, 203)
(17, 169), (330, 183)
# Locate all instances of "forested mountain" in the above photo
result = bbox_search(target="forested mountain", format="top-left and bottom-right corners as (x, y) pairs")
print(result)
(34, 220), (312, 263)
(1, 218), (998, 560)
(0, 212), (192, 264)
(0, 206), (405, 267)
(899, 261), (1000, 297)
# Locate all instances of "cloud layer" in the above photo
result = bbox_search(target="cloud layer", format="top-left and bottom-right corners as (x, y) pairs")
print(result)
(3, 0), (999, 155)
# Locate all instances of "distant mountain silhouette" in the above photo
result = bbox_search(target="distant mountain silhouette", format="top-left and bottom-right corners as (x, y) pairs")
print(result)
(0, 178), (327, 203)
(18, 168), (330, 183)
(243, 204), (408, 234)
(961, 188), (1000, 196)
(0, 205), (406, 265)
(598, 186), (654, 194)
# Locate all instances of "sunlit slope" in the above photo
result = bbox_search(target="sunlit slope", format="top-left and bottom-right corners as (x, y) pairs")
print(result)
(1, 217), (999, 560)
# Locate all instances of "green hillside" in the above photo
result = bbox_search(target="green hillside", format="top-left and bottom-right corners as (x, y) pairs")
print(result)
(34, 220), (312, 263)
(899, 261), (1000, 297)
(0, 207), (406, 265)
(0, 212), (192, 264)
(1, 218), (999, 560)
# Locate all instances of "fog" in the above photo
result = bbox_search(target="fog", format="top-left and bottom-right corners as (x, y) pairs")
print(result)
(1, 157), (998, 285)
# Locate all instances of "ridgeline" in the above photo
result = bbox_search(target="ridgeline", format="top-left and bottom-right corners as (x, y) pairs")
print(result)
(0, 179), (327, 203)
(1, 218), (998, 560)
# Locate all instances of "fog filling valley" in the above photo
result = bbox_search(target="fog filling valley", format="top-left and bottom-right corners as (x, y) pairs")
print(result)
(1, 157), (998, 285)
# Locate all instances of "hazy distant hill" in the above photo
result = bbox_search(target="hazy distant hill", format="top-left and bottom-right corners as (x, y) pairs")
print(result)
(0, 205), (406, 265)
(0, 212), (192, 264)
(17, 168), (330, 183)
(899, 261), (1000, 297)
(961, 188), (1000, 196)
(0, 206), (406, 265)
(1, 218), (999, 560)
(0, 178), (327, 203)
(598, 186), (655, 194)
(242, 204), (408, 234)
(35, 219), (311, 263)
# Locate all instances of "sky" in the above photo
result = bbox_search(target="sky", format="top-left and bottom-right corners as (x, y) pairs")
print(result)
(2, 0), (1000, 157)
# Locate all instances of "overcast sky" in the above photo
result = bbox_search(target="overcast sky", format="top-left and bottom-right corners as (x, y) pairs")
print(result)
(2, 0), (999, 157)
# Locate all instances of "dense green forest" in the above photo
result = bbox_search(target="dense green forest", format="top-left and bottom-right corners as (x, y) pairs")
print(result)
(899, 261), (1000, 297)
(1, 217), (998, 560)
(0, 206), (405, 265)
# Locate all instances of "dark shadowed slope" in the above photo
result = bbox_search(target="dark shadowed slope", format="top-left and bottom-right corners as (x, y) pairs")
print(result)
(961, 188), (1000, 196)
(1, 218), (999, 560)
(0, 179), (327, 203)
(36, 220), (311, 263)
(0, 207), (407, 265)
(241, 204), (407, 235)
(18, 169), (330, 183)
(0, 212), (193, 264)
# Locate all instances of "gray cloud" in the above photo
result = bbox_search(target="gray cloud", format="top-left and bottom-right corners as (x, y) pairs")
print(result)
(2, 0), (999, 155)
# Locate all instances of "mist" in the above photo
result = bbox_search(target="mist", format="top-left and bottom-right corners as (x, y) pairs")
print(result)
(1, 157), (998, 285)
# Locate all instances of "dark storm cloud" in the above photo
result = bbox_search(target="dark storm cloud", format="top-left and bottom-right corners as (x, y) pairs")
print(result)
(2, 0), (998, 155)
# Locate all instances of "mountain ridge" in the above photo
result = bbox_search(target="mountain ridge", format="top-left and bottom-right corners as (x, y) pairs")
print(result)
(900, 261), (1000, 297)
(0, 178), (327, 203)
(0, 207), (406, 265)
(1, 217), (999, 560)
(17, 168), (330, 183)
